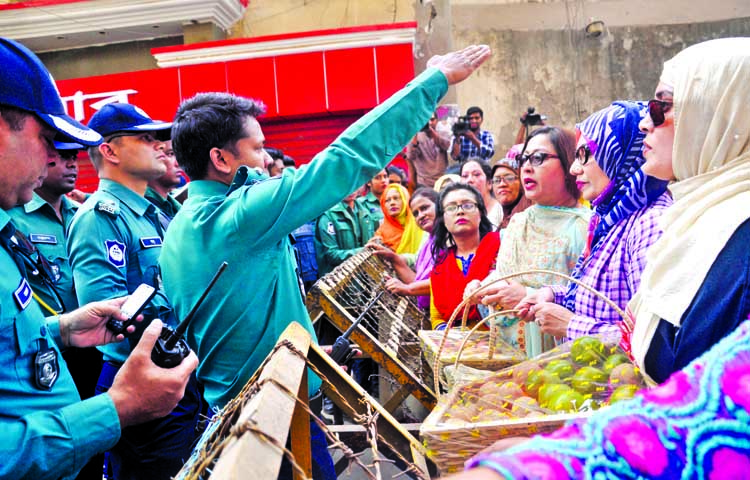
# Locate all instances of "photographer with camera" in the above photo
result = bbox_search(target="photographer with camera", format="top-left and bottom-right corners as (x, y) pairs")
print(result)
(405, 110), (451, 188)
(451, 106), (495, 162)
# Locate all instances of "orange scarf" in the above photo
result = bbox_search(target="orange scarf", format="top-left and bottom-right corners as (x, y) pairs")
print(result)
(374, 184), (423, 254)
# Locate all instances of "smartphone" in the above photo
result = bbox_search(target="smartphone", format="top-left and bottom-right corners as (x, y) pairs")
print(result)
(107, 284), (157, 335)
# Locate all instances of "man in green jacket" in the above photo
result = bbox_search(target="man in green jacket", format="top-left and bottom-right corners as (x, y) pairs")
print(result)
(315, 189), (375, 276)
(160, 44), (491, 479)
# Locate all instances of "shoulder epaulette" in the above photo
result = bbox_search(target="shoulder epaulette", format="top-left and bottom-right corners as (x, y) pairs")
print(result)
(95, 200), (119, 217)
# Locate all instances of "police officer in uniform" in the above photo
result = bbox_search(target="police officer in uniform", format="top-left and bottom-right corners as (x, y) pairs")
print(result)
(355, 169), (389, 225)
(66, 103), (203, 480)
(315, 189), (375, 277)
(8, 141), (105, 479)
(0, 36), (197, 480)
(145, 139), (183, 220)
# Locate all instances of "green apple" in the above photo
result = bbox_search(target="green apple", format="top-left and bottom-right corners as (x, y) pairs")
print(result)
(570, 366), (607, 395)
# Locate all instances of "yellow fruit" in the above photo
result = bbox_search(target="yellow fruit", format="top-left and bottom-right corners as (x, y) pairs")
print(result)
(570, 336), (606, 366)
(609, 384), (639, 404)
(570, 366), (607, 395)
(544, 359), (575, 380)
(603, 353), (629, 374)
(548, 389), (585, 412)
(609, 363), (642, 387)
(538, 383), (572, 408)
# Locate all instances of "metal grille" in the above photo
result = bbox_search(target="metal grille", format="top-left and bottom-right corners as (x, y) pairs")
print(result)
(307, 249), (436, 410)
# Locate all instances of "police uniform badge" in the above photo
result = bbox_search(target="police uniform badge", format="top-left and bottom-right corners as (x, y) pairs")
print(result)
(105, 239), (126, 267)
(326, 222), (336, 235)
(34, 338), (59, 390)
(14, 278), (32, 309)
(96, 200), (119, 217)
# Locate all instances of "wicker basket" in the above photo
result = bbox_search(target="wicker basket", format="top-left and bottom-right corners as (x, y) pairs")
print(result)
(421, 392), (592, 474)
(420, 269), (635, 474)
(419, 328), (525, 391)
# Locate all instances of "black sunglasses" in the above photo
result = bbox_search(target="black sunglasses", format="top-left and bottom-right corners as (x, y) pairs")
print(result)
(575, 145), (593, 166)
(518, 152), (559, 167)
(648, 99), (673, 127)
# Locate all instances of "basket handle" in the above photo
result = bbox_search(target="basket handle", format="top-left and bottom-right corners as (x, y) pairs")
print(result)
(431, 268), (626, 396)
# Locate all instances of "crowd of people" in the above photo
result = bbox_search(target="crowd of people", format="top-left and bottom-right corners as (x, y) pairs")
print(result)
(2, 27), (750, 480)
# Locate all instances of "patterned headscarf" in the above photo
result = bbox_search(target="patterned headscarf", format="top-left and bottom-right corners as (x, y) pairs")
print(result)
(564, 101), (668, 311)
(577, 101), (668, 246)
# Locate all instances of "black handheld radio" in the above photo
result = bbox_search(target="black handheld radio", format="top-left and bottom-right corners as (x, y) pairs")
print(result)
(151, 261), (228, 368)
(328, 289), (385, 364)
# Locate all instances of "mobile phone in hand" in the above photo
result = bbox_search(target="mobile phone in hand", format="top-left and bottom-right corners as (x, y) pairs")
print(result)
(106, 284), (157, 335)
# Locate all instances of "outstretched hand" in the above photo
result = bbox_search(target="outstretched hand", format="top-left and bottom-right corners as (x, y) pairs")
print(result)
(427, 44), (491, 85)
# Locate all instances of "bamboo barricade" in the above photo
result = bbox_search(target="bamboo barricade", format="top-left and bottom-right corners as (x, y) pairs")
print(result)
(306, 249), (437, 413)
(175, 322), (433, 480)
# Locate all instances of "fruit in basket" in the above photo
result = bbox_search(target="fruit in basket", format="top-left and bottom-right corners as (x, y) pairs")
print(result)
(476, 408), (511, 423)
(512, 362), (542, 385)
(570, 336), (606, 366)
(538, 383), (572, 408)
(447, 403), (478, 422)
(570, 366), (607, 395)
(511, 396), (542, 417)
(544, 359), (575, 380)
(603, 353), (630, 373)
(608, 363), (642, 387)
(609, 384), (639, 404)
(524, 369), (562, 397)
(548, 389), (585, 412)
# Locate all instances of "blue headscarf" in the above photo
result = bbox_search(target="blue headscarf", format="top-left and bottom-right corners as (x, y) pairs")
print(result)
(563, 101), (669, 311)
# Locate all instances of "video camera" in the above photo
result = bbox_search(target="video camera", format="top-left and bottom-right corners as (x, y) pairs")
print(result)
(521, 107), (546, 128)
(452, 115), (470, 136)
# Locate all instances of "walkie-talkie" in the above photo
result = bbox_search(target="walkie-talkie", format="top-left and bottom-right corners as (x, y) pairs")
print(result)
(329, 289), (385, 364)
(151, 262), (228, 368)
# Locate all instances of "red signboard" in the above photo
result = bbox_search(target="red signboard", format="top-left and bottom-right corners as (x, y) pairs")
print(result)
(55, 42), (414, 191)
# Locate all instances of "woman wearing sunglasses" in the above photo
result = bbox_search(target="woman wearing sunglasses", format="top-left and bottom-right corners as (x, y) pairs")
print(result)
(446, 38), (750, 480)
(629, 38), (750, 384)
(429, 183), (499, 330)
(516, 101), (672, 342)
(467, 127), (591, 356)
(491, 144), (532, 230)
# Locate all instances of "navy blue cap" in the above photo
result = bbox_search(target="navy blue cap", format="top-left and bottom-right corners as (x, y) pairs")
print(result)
(54, 141), (84, 151)
(88, 103), (172, 141)
(0, 37), (102, 146)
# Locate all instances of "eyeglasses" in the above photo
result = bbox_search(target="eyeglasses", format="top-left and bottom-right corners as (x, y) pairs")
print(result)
(575, 145), (593, 166)
(647, 99), (673, 127)
(518, 152), (559, 167)
(491, 174), (518, 185)
(443, 202), (478, 215)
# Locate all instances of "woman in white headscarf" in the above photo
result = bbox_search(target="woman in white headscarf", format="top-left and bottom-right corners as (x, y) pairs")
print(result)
(629, 37), (750, 383)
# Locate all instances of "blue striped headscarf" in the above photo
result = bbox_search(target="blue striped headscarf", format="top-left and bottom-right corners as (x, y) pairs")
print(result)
(563, 101), (669, 311)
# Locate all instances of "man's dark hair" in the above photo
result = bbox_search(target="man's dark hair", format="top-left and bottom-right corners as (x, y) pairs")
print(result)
(431, 183), (494, 264)
(282, 155), (296, 168)
(0, 105), (31, 131)
(386, 165), (407, 184)
(466, 106), (483, 118)
(265, 147), (284, 160)
(171, 92), (266, 180)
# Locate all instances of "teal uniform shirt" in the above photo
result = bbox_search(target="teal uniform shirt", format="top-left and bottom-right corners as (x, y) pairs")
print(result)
(0, 210), (120, 479)
(356, 191), (384, 226)
(8, 193), (79, 314)
(67, 179), (174, 364)
(145, 186), (181, 220)
(315, 201), (375, 276)
(160, 68), (448, 409)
